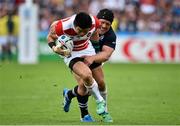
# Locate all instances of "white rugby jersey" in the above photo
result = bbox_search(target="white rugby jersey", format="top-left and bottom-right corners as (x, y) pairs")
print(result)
(55, 15), (100, 51)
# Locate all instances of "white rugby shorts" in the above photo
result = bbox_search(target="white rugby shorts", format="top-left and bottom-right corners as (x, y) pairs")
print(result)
(63, 41), (96, 66)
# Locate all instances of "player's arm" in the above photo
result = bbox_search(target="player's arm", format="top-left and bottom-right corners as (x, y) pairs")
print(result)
(83, 45), (114, 66)
(47, 21), (58, 49)
(92, 45), (114, 63)
(85, 34), (116, 65)
(91, 30), (113, 60)
(47, 21), (69, 56)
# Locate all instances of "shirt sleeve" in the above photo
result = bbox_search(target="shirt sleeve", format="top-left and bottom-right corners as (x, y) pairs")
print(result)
(103, 35), (116, 49)
(55, 20), (64, 36)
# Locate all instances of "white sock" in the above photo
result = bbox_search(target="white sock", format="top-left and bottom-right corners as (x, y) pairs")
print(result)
(85, 79), (104, 102)
(100, 90), (107, 112)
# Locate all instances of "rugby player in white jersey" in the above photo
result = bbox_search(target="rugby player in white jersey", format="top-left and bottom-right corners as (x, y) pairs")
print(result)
(63, 9), (116, 122)
(47, 12), (106, 116)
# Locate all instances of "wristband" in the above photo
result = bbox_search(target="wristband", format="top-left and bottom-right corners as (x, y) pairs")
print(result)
(48, 42), (56, 48)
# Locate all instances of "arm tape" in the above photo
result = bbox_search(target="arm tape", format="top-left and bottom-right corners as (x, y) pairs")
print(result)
(48, 42), (56, 48)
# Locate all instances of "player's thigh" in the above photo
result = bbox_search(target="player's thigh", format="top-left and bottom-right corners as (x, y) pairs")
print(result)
(73, 61), (92, 79)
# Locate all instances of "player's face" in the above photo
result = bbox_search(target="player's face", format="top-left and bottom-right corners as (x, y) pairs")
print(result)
(99, 19), (111, 35)
(75, 26), (90, 37)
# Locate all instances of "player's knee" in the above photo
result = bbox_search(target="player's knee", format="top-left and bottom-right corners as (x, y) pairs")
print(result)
(78, 85), (88, 96)
(81, 70), (92, 84)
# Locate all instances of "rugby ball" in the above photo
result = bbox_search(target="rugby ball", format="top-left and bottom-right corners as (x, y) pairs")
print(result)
(57, 35), (74, 52)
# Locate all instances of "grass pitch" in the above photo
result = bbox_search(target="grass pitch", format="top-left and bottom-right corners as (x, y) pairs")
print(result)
(0, 61), (180, 125)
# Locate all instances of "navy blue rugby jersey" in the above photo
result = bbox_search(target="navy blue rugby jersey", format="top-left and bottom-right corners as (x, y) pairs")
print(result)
(92, 27), (116, 53)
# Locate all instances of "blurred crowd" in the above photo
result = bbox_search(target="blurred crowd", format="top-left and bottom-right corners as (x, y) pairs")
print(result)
(37, 0), (180, 34)
(0, 0), (180, 61)
(1, 0), (179, 33)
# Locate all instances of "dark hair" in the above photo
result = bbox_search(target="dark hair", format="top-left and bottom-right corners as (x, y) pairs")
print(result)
(97, 9), (114, 23)
(74, 12), (92, 29)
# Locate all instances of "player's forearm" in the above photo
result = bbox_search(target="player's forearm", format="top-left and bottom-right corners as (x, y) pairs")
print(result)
(47, 32), (58, 42)
(93, 51), (111, 63)
(47, 21), (58, 43)
(47, 34), (57, 50)
(92, 45), (114, 63)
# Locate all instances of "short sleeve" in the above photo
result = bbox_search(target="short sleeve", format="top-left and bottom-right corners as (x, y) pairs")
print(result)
(104, 36), (116, 49)
(55, 20), (64, 36)
(93, 16), (100, 29)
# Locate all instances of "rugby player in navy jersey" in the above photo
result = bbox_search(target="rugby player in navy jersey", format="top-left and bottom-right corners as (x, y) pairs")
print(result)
(62, 9), (116, 122)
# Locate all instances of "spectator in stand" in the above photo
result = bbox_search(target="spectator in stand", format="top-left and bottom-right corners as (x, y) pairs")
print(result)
(125, 4), (138, 32)
(0, 0), (179, 52)
(171, 0), (180, 33)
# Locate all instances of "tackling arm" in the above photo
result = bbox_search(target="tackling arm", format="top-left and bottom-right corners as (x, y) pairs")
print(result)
(83, 45), (114, 66)
(87, 30), (114, 64)
(92, 45), (114, 63)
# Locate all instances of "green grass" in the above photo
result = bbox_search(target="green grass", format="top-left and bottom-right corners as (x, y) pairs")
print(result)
(0, 61), (180, 125)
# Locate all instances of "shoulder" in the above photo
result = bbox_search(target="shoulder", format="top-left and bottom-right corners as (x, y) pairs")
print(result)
(91, 16), (100, 29)
(104, 27), (116, 41)
(54, 20), (63, 36)
(55, 15), (74, 36)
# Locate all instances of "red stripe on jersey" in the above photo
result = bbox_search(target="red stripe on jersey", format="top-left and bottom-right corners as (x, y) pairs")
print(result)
(93, 16), (100, 29)
(74, 41), (88, 48)
(55, 20), (64, 36)
(73, 42), (89, 51)
(73, 39), (88, 45)
(64, 28), (77, 36)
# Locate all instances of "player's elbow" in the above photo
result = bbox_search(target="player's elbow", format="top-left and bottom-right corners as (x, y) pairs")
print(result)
(47, 34), (51, 42)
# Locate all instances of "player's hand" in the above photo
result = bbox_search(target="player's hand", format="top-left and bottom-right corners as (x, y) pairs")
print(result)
(82, 55), (95, 66)
(52, 44), (63, 55)
(52, 45), (71, 57)
(62, 49), (71, 57)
